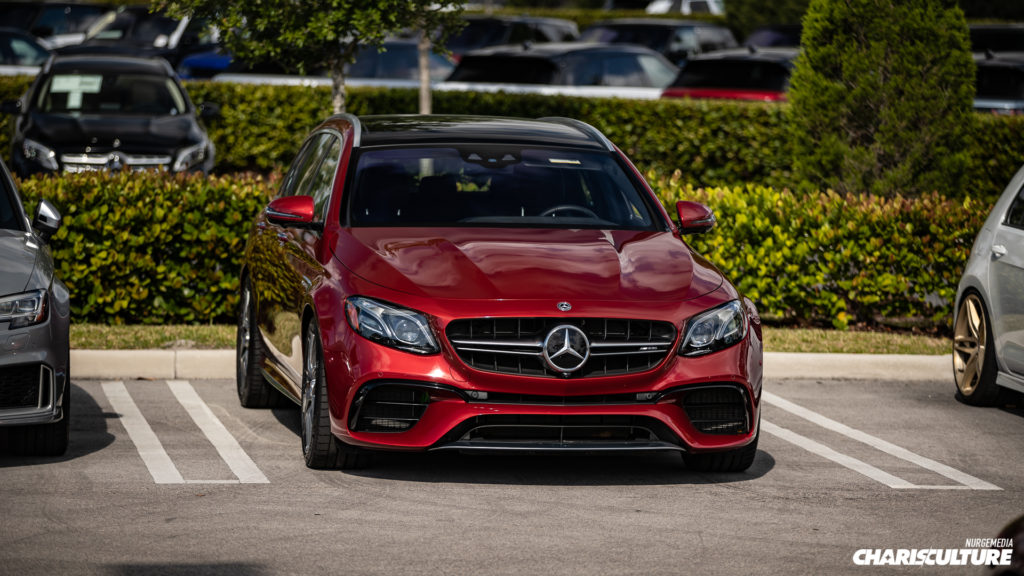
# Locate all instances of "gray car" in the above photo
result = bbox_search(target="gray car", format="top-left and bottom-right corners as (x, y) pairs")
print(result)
(953, 165), (1024, 405)
(0, 160), (70, 455)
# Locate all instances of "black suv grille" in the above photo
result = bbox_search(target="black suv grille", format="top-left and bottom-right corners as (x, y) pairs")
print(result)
(682, 387), (749, 435)
(0, 365), (44, 409)
(446, 318), (676, 378)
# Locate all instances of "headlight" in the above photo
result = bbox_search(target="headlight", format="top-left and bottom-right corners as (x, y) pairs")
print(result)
(173, 142), (207, 172)
(679, 300), (746, 357)
(0, 289), (48, 329)
(345, 297), (439, 355)
(22, 139), (58, 171)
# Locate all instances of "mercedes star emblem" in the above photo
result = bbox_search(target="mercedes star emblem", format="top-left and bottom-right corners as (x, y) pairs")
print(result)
(542, 325), (590, 374)
(557, 301), (572, 312)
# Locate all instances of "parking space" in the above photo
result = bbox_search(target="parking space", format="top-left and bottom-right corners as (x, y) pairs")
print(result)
(1, 376), (1021, 575)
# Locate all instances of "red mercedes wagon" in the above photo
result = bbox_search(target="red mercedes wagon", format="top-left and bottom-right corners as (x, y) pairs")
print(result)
(237, 115), (763, 471)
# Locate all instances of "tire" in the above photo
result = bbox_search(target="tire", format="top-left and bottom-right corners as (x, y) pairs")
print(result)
(9, 375), (69, 457)
(301, 321), (368, 470)
(953, 292), (1002, 407)
(683, 425), (759, 473)
(236, 281), (284, 408)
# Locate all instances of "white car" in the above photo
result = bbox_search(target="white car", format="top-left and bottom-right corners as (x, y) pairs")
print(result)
(645, 0), (725, 16)
(953, 166), (1024, 405)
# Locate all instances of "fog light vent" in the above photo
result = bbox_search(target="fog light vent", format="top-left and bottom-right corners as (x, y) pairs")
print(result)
(682, 386), (749, 435)
(351, 385), (431, 433)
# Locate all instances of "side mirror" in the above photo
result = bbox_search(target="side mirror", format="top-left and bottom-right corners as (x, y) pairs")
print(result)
(1, 100), (21, 115)
(676, 200), (716, 235)
(33, 199), (62, 242)
(266, 195), (316, 228)
(198, 102), (220, 119)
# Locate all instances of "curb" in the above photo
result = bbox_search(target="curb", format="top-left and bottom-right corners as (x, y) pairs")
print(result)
(70, 350), (951, 383)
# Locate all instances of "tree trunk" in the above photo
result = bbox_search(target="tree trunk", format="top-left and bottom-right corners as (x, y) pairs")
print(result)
(331, 58), (347, 114)
(418, 32), (431, 115)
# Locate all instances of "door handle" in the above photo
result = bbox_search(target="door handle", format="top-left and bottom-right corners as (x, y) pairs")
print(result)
(992, 244), (1007, 258)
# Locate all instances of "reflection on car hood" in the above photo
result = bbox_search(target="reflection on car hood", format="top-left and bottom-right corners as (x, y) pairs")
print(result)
(27, 112), (201, 153)
(336, 228), (723, 301)
(0, 231), (44, 295)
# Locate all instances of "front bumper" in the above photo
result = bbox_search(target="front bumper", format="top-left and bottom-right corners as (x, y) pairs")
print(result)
(325, 322), (763, 455)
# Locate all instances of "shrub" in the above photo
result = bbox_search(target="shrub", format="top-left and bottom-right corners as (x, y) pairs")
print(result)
(789, 0), (977, 197)
(17, 171), (274, 325)
(654, 172), (985, 330)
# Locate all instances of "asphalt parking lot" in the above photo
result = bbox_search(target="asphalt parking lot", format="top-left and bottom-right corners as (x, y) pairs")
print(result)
(2, 372), (1022, 575)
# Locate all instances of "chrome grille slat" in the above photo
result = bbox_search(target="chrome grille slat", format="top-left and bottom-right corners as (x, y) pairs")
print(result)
(446, 317), (676, 379)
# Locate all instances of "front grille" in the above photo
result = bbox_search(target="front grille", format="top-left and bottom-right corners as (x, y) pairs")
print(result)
(682, 386), (749, 435)
(446, 318), (676, 378)
(443, 414), (679, 446)
(0, 365), (48, 410)
(350, 384), (431, 432)
(61, 153), (171, 173)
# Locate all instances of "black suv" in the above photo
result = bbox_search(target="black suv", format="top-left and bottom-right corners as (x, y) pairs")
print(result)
(447, 43), (678, 88)
(3, 55), (216, 176)
(580, 18), (737, 65)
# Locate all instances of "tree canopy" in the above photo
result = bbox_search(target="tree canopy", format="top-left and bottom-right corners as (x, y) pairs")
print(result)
(160, 0), (465, 113)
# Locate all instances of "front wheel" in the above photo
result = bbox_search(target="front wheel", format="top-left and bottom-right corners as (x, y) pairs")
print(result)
(300, 321), (368, 470)
(953, 292), (1001, 406)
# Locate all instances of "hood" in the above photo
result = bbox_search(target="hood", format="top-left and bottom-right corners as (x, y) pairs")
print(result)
(27, 112), (201, 154)
(0, 230), (45, 296)
(335, 228), (723, 302)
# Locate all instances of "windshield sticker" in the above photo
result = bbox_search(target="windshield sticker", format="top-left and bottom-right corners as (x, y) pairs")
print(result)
(50, 75), (102, 94)
(549, 158), (581, 165)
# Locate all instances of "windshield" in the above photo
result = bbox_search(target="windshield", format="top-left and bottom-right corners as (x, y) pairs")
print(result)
(348, 147), (658, 229)
(86, 10), (179, 44)
(36, 73), (187, 115)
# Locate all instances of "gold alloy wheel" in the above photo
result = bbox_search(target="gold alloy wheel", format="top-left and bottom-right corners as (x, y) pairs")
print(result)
(953, 293), (987, 396)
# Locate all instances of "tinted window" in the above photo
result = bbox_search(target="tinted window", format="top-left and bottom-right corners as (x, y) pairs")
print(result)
(0, 181), (22, 231)
(1006, 187), (1024, 230)
(0, 35), (49, 66)
(580, 25), (673, 53)
(447, 20), (508, 53)
(36, 73), (186, 115)
(278, 135), (325, 199)
(35, 5), (104, 35)
(310, 137), (342, 221)
(976, 65), (1024, 100)
(348, 147), (657, 230)
(448, 56), (557, 84)
(971, 28), (1024, 53)
(672, 59), (791, 91)
(602, 55), (648, 86)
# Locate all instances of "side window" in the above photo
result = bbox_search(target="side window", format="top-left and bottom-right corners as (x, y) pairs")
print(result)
(309, 136), (342, 221)
(1005, 187), (1024, 230)
(293, 134), (336, 200)
(563, 55), (601, 86)
(277, 137), (319, 199)
(0, 185), (23, 231)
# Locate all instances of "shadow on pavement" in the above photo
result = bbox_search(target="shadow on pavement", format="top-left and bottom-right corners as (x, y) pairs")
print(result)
(106, 564), (268, 576)
(0, 382), (115, 465)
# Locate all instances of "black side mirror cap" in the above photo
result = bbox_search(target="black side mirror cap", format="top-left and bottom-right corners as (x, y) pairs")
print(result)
(1, 100), (21, 115)
(33, 199), (61, 242)
(198, 102), (220, 119)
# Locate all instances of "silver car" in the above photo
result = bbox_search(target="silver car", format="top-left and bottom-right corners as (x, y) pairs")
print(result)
(0, 162), (70, 455)
(953, 166), (1024, 405)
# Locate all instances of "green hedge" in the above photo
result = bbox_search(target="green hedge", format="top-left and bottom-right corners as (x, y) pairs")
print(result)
(17, 171), (274, 324)
(654, 171), (984, 329)
(15, 170), (982, 329)
(1, 76), (1021, 202)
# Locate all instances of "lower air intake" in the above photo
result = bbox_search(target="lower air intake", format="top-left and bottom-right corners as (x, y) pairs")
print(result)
(351, 385), (431, 432)
(682, 386), (749, 435)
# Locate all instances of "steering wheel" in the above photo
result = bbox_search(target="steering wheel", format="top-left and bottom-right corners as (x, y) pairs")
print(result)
(539, 204), (600, 219)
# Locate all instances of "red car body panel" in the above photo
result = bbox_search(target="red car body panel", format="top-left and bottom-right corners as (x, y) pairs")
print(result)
(662, 87), (787, 102)
(244, 115), (763, 460)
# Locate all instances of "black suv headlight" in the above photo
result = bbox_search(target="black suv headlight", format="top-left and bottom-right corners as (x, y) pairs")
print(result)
(679, 300), (746, 357)
(0, 289), (48, 329)
(344, 296), (439, 355)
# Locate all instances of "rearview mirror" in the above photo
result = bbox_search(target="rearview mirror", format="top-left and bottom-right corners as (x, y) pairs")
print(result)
(266, 196), (316, 228)
(33, 199), (62, 242)
(676, 201), (716, 235)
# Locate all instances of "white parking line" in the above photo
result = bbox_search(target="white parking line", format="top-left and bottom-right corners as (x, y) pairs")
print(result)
(101, 380), (269, 485)
(101, 381), (184, 484)
(167, 380), (269, 484)
(762, 391), (1000, 490)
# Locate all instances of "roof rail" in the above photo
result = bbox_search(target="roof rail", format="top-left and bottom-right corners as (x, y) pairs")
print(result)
(328, 113), (362, 147)
(536, 117), (615, 151)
